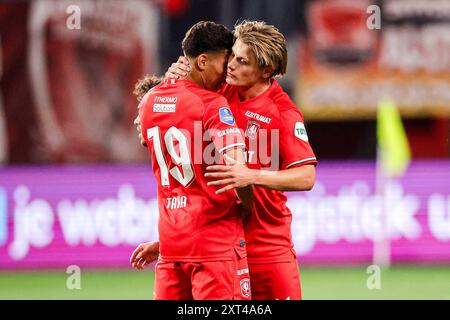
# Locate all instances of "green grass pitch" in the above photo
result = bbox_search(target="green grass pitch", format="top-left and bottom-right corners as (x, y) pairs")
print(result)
(0, 265), (449, 300)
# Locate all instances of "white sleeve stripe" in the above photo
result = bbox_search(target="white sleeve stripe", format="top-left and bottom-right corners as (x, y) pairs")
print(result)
(286, 157), (317, 168)
(218, 143), (246, 154)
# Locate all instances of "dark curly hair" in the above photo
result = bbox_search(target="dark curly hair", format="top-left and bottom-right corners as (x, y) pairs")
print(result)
(182, 21), (234, 58)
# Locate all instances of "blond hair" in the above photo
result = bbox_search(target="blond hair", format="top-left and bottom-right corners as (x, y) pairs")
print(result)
(233, 20), (287, 77)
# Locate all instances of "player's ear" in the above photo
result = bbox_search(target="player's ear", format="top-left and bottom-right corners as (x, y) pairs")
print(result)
(196, 53), (208, 71)
(262, 66), (274, 79)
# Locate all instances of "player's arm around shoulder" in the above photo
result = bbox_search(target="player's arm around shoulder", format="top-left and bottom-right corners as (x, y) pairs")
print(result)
(253, 164), (316, 192)
(262, 106), (317, 191)
(206, 105), (317, 192)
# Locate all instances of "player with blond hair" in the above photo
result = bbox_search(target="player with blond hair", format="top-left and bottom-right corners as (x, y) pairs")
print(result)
(133, 20), (317, 300)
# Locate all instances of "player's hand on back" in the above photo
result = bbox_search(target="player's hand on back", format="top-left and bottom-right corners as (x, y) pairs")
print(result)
(130, 241), (160, 270)
(205, 154), (256, 194)
(207, 153), (255, 216)
(165, 56), (191, 80)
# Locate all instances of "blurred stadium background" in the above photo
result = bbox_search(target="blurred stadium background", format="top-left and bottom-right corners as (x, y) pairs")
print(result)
(0, 0), (449, 300)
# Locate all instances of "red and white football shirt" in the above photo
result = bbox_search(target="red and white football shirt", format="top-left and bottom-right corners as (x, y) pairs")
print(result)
(139, 79), (246, 262)
(220, 79), (318, 263)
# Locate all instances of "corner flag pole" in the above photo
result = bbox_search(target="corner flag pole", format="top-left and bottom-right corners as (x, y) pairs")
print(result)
(374, 98), (411, 268)
(374, 145), (390, 267)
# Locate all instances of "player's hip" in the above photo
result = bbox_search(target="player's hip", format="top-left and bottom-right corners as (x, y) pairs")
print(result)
(154, 246), (251, 300)
(248, 258), (302, 300)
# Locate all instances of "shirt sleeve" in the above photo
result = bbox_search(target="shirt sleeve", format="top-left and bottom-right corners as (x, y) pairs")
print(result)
(203, 96), (245, 154)
(279, 108), (318, 170)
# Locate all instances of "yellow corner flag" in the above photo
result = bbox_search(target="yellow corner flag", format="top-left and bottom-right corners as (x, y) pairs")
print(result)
(377, 98), (411, 177)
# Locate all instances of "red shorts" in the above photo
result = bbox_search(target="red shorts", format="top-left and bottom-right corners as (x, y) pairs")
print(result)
(248, 257), (302, 300)
(154, 247), (251, 300)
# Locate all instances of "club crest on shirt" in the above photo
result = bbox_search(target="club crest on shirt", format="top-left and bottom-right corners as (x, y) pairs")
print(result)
(240, 278), (251, 298)
(245, 120), (261, 140)
(294, 122), (309, 142)
(219, 107), (235, 125)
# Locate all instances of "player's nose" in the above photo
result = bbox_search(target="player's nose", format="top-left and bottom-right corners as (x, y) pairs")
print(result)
(227, 59), (236, 71)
